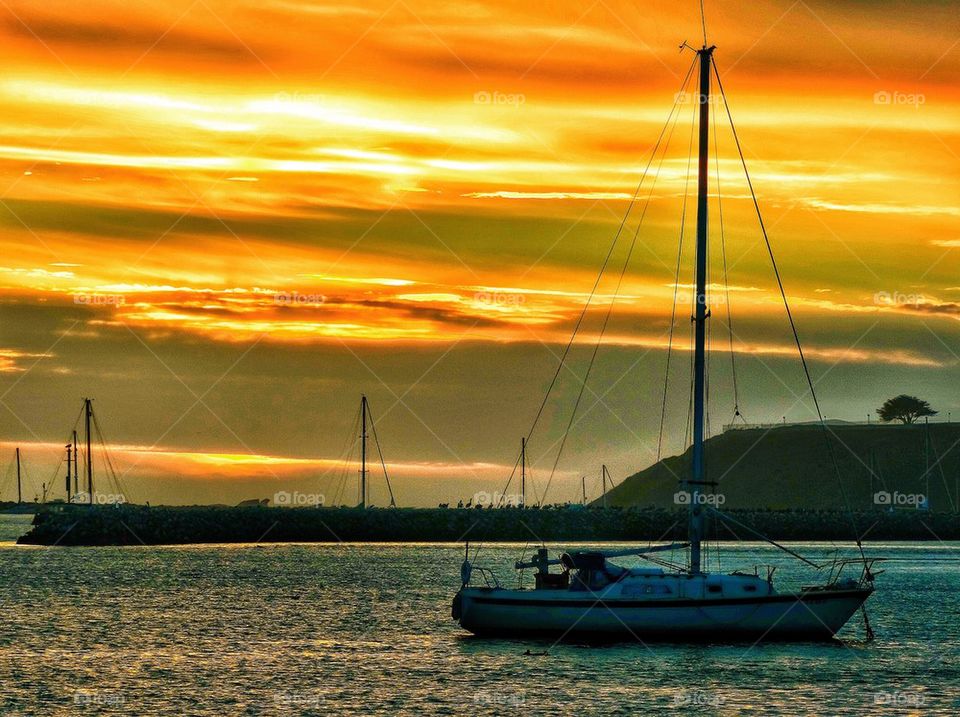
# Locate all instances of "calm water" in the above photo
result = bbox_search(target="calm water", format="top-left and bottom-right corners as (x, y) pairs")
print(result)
(1, 515), (958, 716)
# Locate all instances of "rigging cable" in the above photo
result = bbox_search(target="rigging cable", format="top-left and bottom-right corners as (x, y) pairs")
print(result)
(48, 403), (86, 496)
(683, 266), (697, 450)
(538, 71), (692, 505)
(705, 172), (713, 441)
(712, 58), (868, 565)
(699, 0), (708, 47)
(713, 88), (744, 423)
(91, 410), (131, 503)
(493, 450), (524, 508)
(366, 399), (397, 508)
(331, 402), (362, 506)
(656, 82), (698, 462)
(493, 54), (699, 507)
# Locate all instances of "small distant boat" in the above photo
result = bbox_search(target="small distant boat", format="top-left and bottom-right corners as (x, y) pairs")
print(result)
(452, 27), (876, 642)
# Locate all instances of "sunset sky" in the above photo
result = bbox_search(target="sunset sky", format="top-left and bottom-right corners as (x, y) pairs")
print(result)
(0, 0), (958, 506)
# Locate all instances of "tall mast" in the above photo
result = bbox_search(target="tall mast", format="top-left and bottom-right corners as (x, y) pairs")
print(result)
(924, 418), (931, 510)
(520, 437), (526, 508)
(15, 447), (21, 504)
(602, 464), (608, 508)
(65, 443), (72, 502)
(581, 475), (586, 505)
(689, 45), (715, 575)
(73, 430), (79, 494)
(360, 394), (367, 509)
(85, 398), (93, 505)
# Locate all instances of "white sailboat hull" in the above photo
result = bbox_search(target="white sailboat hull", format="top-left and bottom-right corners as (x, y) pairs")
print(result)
(456, 586), (871, 641)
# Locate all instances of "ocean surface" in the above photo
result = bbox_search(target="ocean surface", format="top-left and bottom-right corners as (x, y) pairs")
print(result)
(1, 514), (958, 715)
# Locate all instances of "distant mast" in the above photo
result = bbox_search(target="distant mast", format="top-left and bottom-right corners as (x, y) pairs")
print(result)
(84, 398), (93, 505)
(359, 394), (368, 509)
(520, 437), (526, 508)
(65, 443), (72, 502)
(15, 447), (22, 504)
(73, 430), (79, 495)
(601, 464), (609, 508)
(689, 43), (716, 575)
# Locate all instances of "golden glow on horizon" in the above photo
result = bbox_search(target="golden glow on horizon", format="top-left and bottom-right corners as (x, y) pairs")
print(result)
(0, 440), (535, 483)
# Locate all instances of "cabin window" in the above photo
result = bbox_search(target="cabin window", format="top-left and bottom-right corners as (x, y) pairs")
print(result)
(642, 585), (673, 595)
(623, 584), (673, 596)
(707, 585), (722, 594)
(743, 585), (757, 592)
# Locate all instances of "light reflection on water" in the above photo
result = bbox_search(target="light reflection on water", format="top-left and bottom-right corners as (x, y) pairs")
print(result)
(1, 516), (958, 715)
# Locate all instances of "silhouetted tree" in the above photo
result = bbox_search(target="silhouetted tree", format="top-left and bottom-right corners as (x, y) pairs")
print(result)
(876, 395), (937, 424)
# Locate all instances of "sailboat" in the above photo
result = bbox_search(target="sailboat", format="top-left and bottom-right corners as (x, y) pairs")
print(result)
(57, 397), (128, 506)
(452, 36), (876, 641)
(329, 394), (397, 508)
(2, 447), (36, 512)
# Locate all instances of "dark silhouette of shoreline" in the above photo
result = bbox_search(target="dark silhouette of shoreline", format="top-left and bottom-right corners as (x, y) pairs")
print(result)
(16, 504), (960, 546)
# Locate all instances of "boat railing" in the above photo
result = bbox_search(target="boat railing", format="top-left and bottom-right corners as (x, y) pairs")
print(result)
(469, 566), (501, 589)
(823, 557), (881, 587)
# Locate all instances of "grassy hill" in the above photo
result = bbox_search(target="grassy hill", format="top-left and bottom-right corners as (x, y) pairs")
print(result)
(603, 423), (960, 511)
